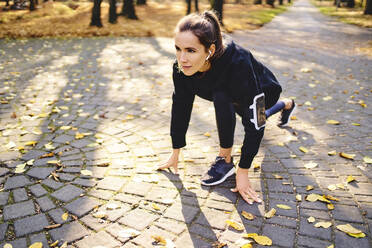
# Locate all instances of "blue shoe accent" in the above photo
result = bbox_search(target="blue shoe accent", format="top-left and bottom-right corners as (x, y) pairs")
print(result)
(278, 100), (296, 127)
(201, 156), (235, 186)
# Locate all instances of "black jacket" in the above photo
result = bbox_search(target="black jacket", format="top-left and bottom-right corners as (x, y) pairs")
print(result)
(170, 37), (282, 168)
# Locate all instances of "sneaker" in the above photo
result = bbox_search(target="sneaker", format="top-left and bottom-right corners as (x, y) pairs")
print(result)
(201, 156), (235, 186)
(278, 100), (296, 127)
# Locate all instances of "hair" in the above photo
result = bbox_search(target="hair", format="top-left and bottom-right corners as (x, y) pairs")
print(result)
(175, 10), (224, 62)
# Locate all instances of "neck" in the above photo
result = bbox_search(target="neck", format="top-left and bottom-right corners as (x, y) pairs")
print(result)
(199, 61), (211, 72)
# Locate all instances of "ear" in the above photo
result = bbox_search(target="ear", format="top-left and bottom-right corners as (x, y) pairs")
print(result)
(209, 44), (216, 57)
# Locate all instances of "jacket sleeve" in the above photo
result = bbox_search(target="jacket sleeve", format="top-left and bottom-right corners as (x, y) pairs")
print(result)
(170, 64), (195, 149)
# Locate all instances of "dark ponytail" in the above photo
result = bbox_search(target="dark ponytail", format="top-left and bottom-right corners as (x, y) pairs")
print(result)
(175, 10), (225, 62)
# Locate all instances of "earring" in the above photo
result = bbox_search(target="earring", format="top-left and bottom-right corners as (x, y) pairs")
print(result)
(205, 50), (212, 61)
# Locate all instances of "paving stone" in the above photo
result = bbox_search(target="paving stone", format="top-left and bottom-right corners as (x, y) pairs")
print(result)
(154, 218), (186, 235)
(30, 232), (49, 248)
(292, 175), (318, 187)
(29, 184), (48, 197)
(14, 213), (49, 237)
(0, 192), (9, 206)
(145, 186), (179, 204)
(87, 189), (114, 200)
(118, 208), (158, 230)
(205, 199), (235, 212)
(96, 176), (127, 191)
(12, 188), (28, 202)
(36, 196), (56, 211)
(335, 227), (370, 248)
(80, 214), (109, 231)
(105, 223), (132, 243)
(98, 202), (131, 222)
(53, 134), (74, 143)
(131, 225), (176, 248)
(0, 223), (8, 241)
(49, 221), (90, 243)
(175, 231), (211, 248)
(348, 183), (372, 195)
(65, 196), (100, 217)
(114, 193), (142, 205)
(163, 203), (199, 225)
(27, 167), (55, 179)
(4, 175), (32, 190)
(76, 230), (121, 248)
(3, 200), (35, 220)
(262, 224), (296, 247)
(332, 204), (364, 223)
(0, 238), (27, 248)
(63, 160), (84, 167)
(297, 235), (333, 248)
(300, 208), (330, 220)
(189, 224), (220, 241)
(267, 179), (294, 193)
(72, 178), (97, 187)
(195, 207), (229, 230)
(0, 167), (9, 177)
(121, 181), (153, 196)
(51, 184), (84, 202)
(56, 173), (76, 181)
(42, 178), (63, 190)
(265, 216), (297, 229)
(48, 208), (72, 224)
(299, 218), (331, 240)
(269, 200), (298, 218)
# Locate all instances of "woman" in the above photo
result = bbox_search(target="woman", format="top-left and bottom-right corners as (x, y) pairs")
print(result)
(158, 11), (295, 204)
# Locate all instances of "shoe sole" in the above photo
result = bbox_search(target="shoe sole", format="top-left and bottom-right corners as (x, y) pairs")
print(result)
(200, 168), (236, 186)
(278, 104), (296, 127)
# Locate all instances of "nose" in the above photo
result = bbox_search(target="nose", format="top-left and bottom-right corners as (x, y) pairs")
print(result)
(180, 52), (187, 63)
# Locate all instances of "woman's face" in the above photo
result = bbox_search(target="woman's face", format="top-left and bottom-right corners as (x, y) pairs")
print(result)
(174, 31), (209, 76)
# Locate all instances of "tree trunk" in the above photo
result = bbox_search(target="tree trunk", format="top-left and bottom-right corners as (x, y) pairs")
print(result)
(346, 0), (355, 7)
(195, 0), (199, 12)
(211, 0), (223, 24)
(279, 0), (283, 4)
(137, 0), (146, 5)
(266, 0), (275, 7)
(254, 0), (262, 4)
(365, 0), (372, 14)
(6, 0), (9, 6)
(121, 0), (138, 19)
(288, 0), (291, 3)
(109, 0), (117, 23)
(29, 0), (36, 10)
(90, 0), (103, 27)
(186, 0), (191, 14)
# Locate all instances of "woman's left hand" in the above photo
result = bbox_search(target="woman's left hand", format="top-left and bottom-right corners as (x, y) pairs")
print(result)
(231, 167), (262, 205)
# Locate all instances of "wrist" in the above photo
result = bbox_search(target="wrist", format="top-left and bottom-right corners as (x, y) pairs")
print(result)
(237, 167), (249, 173)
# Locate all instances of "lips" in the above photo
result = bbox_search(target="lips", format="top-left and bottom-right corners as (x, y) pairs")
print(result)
(182, 65), (192, 70)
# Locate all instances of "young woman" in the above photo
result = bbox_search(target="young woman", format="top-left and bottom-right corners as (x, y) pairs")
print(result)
(158, 11), (295, 204)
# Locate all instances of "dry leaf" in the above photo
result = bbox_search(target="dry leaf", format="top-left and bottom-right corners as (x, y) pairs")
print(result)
(327, 245), (334, 248)
(290, 116), (297, 120)
(243, 233), (258, 239)
(106, 203), (120, 210)
(307, 216), (315, 223)
(29, 242), (43, 248)
(304, 162), (318, 169)
(363, 156), (372, 164)
(314, 221), (332, 228)
(328, 150), (337, 156)
(44, 143), (55, 150)
(346, 175), (356, 183)
(351, 123), (360, 126)
(327, 184), (337, 191)
(60, 126), (71, 130)
(301, 68), (312, 73)
(299, 146), (309, 153)
(241, 244), (253, 248)
(80, 169), (93, 176)
(306, 193), (321, 202)
(324, 195), (339, 201)
(93, 211), (107, 219)
(212, 241), (227, 248)
(226, 220), (244, 231)
(336, 183), (345, 189)
(152, 235), (167, 245)
(44, 224), (61, 229)
(3, 244), (13, 248)
(25, 141), (37, 146)
(347, 232), (366, 238)
(204, 132), (211, 137)
(61, 212), (68, 221)
(339, 152), (355, 160)
(274, 174), (283, 179)
(26, 159), (35, 165)
(40, 152), (54, 158)
(253, 235), (272, 246)
(327, 204), (335, 210)
(152, 203), (161, 211)
(241, 211), (255, 220)
(118, 229), (140, 238)
(264, 208), (276, 219)
(326, 120), (340, 125)
(277, 142), (284, 146)
(336, 224), (363, 234)
(318, 195), (331, 203)
(50, 240), (59, 247)
(306, 185), (314, 191)
(276, 204), (291, 210)
(253, 163), (261, 170)
(60, 241), (67, 248)
(296, 194), (302, 201)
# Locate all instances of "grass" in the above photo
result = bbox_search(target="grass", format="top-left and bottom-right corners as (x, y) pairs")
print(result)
(312, 0), (372, 27)
(0, 0), (291, 38)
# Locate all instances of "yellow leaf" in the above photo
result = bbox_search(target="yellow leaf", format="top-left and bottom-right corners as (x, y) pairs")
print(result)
(346, 175), (356, 183)
(126, 114), (135, 120)
(152, 203), (161, 211)
(314, 221), (332, 228)
(243, 233), (258, 239)
(81, 169), (93, 176)
(60, 126), (71, 130)
(4, 244), (13, 248)
(47, 160), (60, 165)
(226, 220), (244, 231)
(241, 244), (253, 248)
(336, 183), (345, 189)
(152, 235), (167, 245)
(277, 142), (284, 146)
(26, 159), (35, 166)
(347, 232), (366, 238)
(304, 162), (318, 169)
(307, 216), (315, 223)
(301, 68), (312, 73)
(326, 120), (340, 125)
(61, 213), (68, 221)
(339, 152), (355, 160)
(253, 235), (272, 246)
(306, 185), (314, 191)
(276, 204), (291, 210)
(306, 193), (321, 202)
(327, 184), (337, 191)
(351, 123), (360, 126)
(327, 245), (334, 248)
(274, 174), (283, 179)
(363, 156), (372, 164)
(25, 141), (37, 146)
(318, 195), (331, 203)
(336, 224), (363, 234)
(241, 211), (255, 220)
(29, 242), (43, 248)
(304, 101), (312, 106)
(44, 143), (55, 150)
(324, 195), (340, 201)
(290, 115), (297, 120)
(204, 132), (211, 137)
(93, 211), (107, 219)
(75, 132), (85, 139)
(253, 163), (261, 170)
(327, 204), (334, 210)
(328, 150), (337, 156)
(296, 194), (302, 201)
(299, 146), (309, 153)
(264, 208), (276, 219)
(50, 240), (59, 247)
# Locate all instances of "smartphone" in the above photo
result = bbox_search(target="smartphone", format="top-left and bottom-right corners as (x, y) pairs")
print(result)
(249, 93), (266, 130)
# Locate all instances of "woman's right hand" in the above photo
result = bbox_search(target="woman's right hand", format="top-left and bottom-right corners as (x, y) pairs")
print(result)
(157, 149), (180, 174)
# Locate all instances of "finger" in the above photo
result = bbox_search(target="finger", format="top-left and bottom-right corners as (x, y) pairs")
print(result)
(246, 187), (262, 203)
(239, 190), (253, 204)
(230, 188), (238, 193)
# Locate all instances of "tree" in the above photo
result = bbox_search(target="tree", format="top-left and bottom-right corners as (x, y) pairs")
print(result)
(29, 0), (36, 10)
(365, 0), (372, 14)
(279, 0), (283, 4)
(109, 0), (117, 23)
(137, 0), (146, 5)
(254, 0), (262, 4)
(346, 0), (355, 7)
(121, 0), (138, 19)
(90, 0), (103, 27)
(186, 0), (199, 14)
(266, 0), (275, 7)
(211, 0), (223, 24)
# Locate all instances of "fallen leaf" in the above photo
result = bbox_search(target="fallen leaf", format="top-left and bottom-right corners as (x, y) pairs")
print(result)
(241, 211), (255, 220)
(253, 235), (272, 246)
(152, 203), (161, 211)
(301, 68), (312, 73)
(324, 195), (339, 201)
(44, 224), (61, 229)
(60, 241), (67, 248)
(328, 150), (337, 156)
(50, 240), (59, 247)
(106, 203), (120, 210)
(118, 229), (140, 238)
(363, 156), (372, 164)
(336, 224), (363, 234)
(277, 142), (284, 146)
(299, 146), (309, 153)
(241, 244), (253, 248)
(276, 204), (291, 210)
(296, 194), (302, 201)
(253, 163), (261, 170)
(314, 221), (332, 228)
(307, 216), (315, 223)
(152, 235), (167, 245)
(25, 141), (37, 146)
(212, 241), (227, 248)
(317, 195), (331, 203)
(29, 242), (43, 248)
(327, 203), (335, 210)
(336, 183), (345, 189)
(327, 120), (340, 125)
(306, 193), (321, 202)
(264, 208), (276, 219)
(3, 244), (13, 248)
(346, 175), (356, 183)
(339, 152), (355, 160)
(81, 169), (93, 176)
(226, 220), (244, 231)
(347, 232), (366, 238)
(304, 101), (312, 106)
(351, 123), (360, 126)
(61, 212), (68, 221)
(327, 184), (337, 191)
(44, 143), (55, 150)
(306, 185), (314, 191)
(304, 162), (318, 169)
(274, 174), (283, 179)
(93, 211), (107, 219)
(243, 233), (258, 239)
(26, 159), (35, 165)
(60, 126), (71, 130)
(323, 96), (333, 101)
(40, 152), (54, 158)
(204, 132), (211, 137)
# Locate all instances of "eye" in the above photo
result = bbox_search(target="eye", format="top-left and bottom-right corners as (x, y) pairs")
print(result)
(187, 48), (196, 53)
(175, 46), (180, 51)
